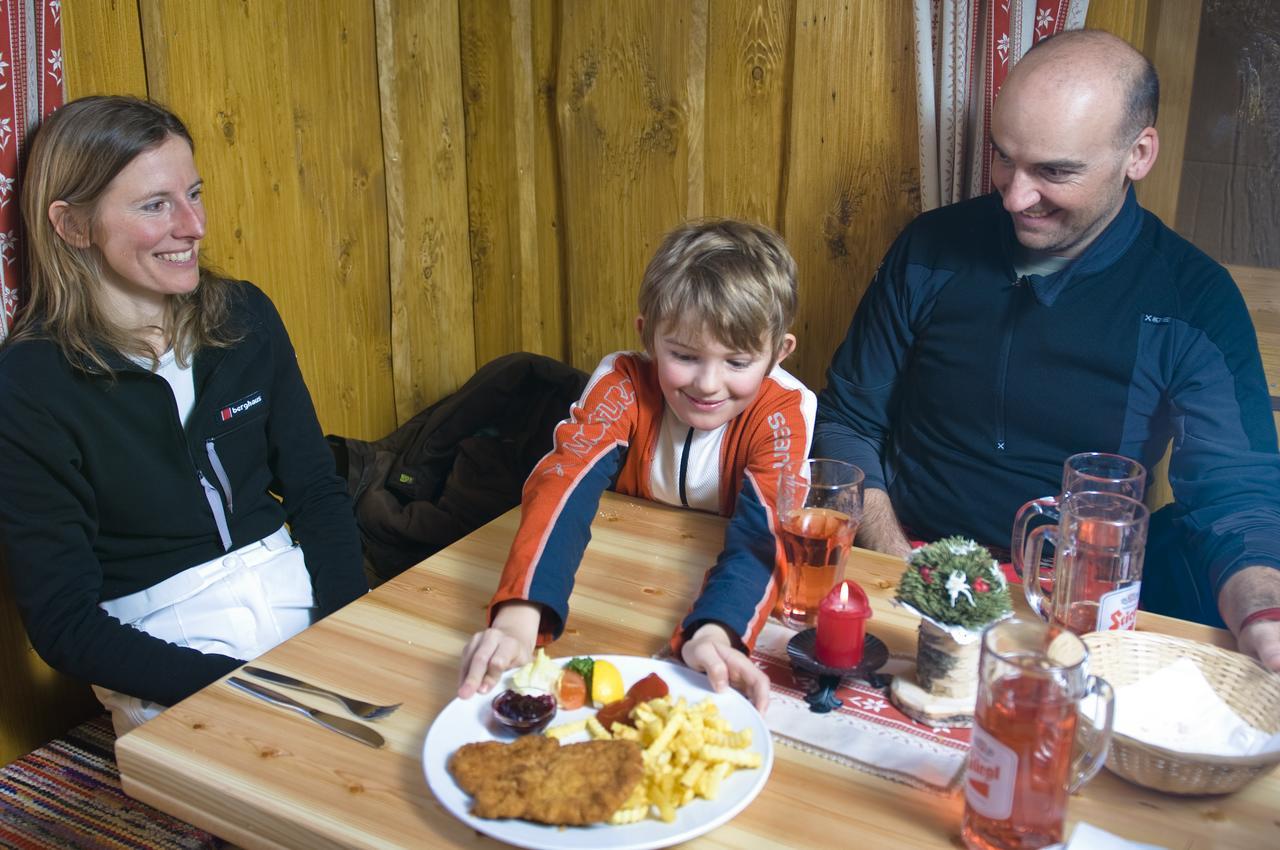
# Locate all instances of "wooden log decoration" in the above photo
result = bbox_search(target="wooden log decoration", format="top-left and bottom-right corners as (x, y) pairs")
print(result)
(914, 619), (981, 699)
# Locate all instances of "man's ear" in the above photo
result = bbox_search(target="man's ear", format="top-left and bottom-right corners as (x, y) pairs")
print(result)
(49, 201), (91, 249)
(1125, 126), (1159, 182)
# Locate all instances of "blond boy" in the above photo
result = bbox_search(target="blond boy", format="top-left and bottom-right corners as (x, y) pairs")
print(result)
(459, 220), (814, 709)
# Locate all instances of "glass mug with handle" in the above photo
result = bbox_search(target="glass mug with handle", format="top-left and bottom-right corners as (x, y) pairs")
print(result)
(1016, 490), (1149, 636)
(962, 618), (1115, 850)
(1010, 452), (1146, 579)
(775, 459), (864, 630)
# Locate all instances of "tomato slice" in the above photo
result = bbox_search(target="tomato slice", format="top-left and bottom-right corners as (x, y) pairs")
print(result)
(625, 672), (669, 703)
(595, 696), (637, 730)
(556, 669), (587, 710)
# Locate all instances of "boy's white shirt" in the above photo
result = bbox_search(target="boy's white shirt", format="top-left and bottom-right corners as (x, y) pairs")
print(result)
(651, 408), (725, 512)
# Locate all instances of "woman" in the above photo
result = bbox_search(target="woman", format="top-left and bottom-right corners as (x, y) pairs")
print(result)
(0, 96), (367, 735)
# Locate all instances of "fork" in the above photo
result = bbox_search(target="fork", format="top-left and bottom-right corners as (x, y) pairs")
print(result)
(242, 666), (402, 720)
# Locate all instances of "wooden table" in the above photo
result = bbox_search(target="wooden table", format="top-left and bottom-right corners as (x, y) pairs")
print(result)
(116, 492), (1278, 849)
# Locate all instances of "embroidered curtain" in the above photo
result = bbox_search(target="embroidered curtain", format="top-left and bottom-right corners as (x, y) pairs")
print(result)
(0, 0), (63, 342)
(913, 0), (1088, 211)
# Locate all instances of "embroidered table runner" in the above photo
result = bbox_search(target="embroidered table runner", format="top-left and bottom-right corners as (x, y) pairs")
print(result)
(752, 621), (971, 793)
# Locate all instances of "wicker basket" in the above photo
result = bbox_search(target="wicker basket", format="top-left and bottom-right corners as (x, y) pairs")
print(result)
(1083, 630), (1280, 795)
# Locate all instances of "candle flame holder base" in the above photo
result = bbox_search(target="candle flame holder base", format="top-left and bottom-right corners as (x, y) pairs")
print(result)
(786, 629), (889, 714)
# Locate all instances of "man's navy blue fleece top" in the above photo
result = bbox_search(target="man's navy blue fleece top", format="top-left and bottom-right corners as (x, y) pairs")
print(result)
(814, 188), (1280, 601)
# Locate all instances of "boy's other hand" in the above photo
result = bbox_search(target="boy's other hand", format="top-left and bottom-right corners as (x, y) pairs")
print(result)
(681, 622), (770, 712)
(457, 601), (542, 699)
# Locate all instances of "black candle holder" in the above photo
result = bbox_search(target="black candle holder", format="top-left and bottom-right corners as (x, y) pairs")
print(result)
(786, 628), (889, 713)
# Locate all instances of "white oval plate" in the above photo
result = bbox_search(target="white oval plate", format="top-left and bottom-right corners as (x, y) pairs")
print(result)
(423, 655), (773, 850)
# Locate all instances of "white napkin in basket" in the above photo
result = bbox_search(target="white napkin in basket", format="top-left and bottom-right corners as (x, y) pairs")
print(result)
(1109, 657), (1280, 756)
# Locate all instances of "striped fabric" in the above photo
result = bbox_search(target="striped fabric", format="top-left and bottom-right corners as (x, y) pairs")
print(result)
(0, 716), (223, 850)
(0, 0), (65, 343)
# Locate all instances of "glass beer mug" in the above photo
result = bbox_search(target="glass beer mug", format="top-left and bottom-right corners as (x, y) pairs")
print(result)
(1010, 453), (1146, 579)
(1015, 491), (1149, 635)
(962, 619), (1115, 850)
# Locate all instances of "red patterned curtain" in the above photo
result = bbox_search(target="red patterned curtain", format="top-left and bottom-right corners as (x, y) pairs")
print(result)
(0, 0), (63, 343)
(913, 0), (1088, 211)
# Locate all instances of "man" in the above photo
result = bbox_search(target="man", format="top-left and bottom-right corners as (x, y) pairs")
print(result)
(814, 29), (1280, 671)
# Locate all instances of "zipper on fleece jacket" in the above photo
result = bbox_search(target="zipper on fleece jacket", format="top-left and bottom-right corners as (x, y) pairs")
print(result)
(198, 471), (233, 551)
(994, 276), (1032, 452)
(205, 439), (234, 516)
(678, 427), (694, 507)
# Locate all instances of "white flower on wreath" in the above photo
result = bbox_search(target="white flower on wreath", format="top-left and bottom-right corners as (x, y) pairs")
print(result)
(946, 571), (974, 607)
(988, 560), (1007, 589)
(943, 539), (983, 557)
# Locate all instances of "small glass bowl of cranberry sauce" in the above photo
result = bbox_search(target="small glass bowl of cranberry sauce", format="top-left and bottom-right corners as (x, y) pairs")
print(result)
(491, 688), (557, 734)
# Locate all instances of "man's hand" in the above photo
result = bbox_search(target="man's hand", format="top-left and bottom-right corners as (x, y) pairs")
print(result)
(457, 601), (542, 698)
(680, 622), (770, 712)
(1218, 566), (1280, 672)
(857, 487), (912, 559)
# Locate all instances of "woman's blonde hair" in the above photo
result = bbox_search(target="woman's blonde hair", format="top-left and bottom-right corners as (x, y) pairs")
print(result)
(10, 95), (240, 371)
(638, 219), (798, 357)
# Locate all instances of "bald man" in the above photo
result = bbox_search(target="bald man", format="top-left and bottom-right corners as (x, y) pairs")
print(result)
(814, 30), (1280, 670)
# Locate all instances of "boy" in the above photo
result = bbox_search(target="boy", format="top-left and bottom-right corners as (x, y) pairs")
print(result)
(457, 220), (814, 710)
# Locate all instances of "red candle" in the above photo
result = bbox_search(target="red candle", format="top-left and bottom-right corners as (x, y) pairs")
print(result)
(814, 581), (872, 668)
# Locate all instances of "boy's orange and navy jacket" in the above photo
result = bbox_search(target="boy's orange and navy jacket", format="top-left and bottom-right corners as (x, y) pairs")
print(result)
(491, 352), (816, 653)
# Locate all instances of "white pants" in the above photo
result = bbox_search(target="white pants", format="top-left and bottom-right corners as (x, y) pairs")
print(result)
(93, 525), (316, 737)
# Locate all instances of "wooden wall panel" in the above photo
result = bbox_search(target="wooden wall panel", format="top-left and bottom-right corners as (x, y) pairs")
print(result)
(375, 0), (477, 422)
(1085, 0), (1149, 48)
(780, 0), (919, 389)
(61, 0), (147, 98)
(139, 0), (394, 441)
(704, 0), (792, 226)
(556, 0), (705, 370)
(1136, 0), (1201, 227)
(529, 0), (567, 362)
(461, 0), (548, 364)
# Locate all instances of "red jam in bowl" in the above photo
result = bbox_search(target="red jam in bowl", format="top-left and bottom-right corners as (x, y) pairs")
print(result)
(492, 688), (557, 734)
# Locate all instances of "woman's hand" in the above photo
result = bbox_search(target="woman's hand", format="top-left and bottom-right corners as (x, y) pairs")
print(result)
(457, 601), (542, 698)
(680, 622), (770, 712)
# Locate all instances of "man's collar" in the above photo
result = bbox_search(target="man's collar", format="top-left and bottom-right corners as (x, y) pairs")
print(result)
(1005, 185), (1143, 307)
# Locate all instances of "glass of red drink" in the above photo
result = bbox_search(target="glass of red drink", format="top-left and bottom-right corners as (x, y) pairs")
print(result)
(776, 459), (864, 630)
(1020, 491), (1149, 635)
(1010, 452), (1146, 580)
(962, 619), (1115, 850)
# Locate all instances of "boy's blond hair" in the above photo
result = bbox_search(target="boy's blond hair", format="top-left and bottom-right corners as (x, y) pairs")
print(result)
(638, 219), (797, 357)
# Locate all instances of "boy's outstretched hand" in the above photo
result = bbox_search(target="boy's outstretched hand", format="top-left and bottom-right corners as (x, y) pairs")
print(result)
(681, 622), (770, 712)
(457, 601), (542, 699)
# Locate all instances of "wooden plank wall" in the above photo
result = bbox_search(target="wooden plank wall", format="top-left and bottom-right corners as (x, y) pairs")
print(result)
(56, 0), (1176, 436)
(0, 0), (1184, 764)
(61, 0), (925, 432)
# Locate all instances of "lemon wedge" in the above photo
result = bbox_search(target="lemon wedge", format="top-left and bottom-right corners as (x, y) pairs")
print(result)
(590, 658), (625, 706)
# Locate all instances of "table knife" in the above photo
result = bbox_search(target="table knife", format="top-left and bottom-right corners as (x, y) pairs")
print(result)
(227, 676), (386, 749)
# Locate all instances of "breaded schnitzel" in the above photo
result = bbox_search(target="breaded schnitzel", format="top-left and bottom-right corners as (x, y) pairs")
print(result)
(448, 735), (643, 825)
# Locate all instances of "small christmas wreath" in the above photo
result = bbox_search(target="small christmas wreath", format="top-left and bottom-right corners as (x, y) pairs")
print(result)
(896, 536), (1012, 630)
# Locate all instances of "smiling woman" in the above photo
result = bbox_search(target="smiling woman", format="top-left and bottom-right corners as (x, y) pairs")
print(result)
(76, 135), (207, 326)
(0, 96), (368, 741)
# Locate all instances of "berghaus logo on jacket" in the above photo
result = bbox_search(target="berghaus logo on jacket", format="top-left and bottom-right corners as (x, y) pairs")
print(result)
(219, 391), (264, 422)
